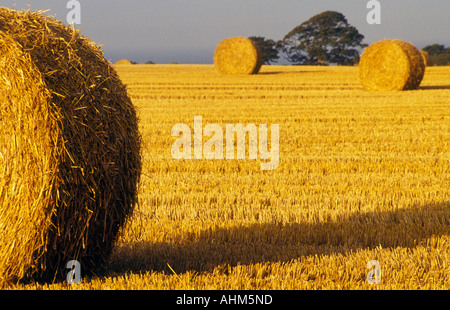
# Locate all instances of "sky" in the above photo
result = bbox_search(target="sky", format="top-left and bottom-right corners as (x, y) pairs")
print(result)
(2, 0), (450, 64)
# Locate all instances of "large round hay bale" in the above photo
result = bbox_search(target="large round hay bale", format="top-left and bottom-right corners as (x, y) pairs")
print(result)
(0, 8), (141, 285)
(359, 40), (425, 91)
(420, 50), (433, 67)
(214, 37), (263, 75)
(115, 59), (133, 65)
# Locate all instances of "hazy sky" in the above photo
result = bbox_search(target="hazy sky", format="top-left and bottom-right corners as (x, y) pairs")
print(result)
(2, 0), (450, 64)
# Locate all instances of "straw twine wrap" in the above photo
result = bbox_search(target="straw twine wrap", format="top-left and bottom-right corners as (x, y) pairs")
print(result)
(214, 37), (263, 75)
(0, 8), (141, 285)
(359, 40), (425, 91)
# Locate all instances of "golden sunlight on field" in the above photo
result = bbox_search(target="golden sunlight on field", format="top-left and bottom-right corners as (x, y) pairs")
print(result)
(16, 64), (449, 290)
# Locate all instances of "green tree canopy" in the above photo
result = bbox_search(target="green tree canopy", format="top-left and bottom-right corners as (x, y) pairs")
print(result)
(278, 11), (367, 65)
(249, 36), (280, 65)
(423, 44), (450, 66)
(423, 44), (445, 56)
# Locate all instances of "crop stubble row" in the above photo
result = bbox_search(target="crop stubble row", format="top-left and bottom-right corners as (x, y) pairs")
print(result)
(100, 65), (450, 289)
(18, 64), (448, 289)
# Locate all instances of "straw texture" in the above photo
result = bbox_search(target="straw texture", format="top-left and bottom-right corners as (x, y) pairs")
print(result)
(359, 40), (425, 91)
(0, 8), (141, 285)
(115, 59), (133, 65)
(214, 37), (263, 75)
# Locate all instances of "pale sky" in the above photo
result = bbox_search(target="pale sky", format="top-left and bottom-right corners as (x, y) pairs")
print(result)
(2, 0), (449, 64)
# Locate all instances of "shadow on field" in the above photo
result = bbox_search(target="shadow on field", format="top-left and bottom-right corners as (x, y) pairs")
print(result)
(109, 202), (450, 276)
(258, 71), (284, 75)
(258, 70), (326, 75)
(420, 85), (450, 90)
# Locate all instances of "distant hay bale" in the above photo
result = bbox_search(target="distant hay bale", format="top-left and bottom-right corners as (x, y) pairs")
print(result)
(115, 59), (133, 65)
(359, 40), (425, 91)
(420, 50), (433, 67)
(0, 8), (141, 285)
(214, 37), (263, 75)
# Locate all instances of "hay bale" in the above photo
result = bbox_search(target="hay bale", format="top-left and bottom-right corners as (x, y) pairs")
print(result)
(214, 37), (263, 75)
(420, 50), (433, 67)
(0, 8), (141, 285)
(115, 59), (133, 65)
(359, 40), (425, 91)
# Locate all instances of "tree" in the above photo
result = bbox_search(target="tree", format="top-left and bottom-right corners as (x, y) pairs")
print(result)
(278, 11), (367, 65)
(248, 36), (279, 64)
(423, 44), (450, 66)
(422, 44), (445, 56)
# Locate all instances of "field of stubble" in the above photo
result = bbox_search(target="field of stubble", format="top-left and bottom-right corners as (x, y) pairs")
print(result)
(16, 64), (449, 289)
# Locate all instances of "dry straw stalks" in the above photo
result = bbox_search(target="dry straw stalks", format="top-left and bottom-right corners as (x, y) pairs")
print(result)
(214, 37), (263, 75)
(359, 40), (425, 91)
(0, 7), (141, 285)
(115, 59), (133, 65)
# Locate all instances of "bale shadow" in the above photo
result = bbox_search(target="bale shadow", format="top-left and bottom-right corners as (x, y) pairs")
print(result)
(420, 85), (450, 90)
(109, 202), (449, 276)
(258, 70), (327, 75)
(258, 71), (284, 75)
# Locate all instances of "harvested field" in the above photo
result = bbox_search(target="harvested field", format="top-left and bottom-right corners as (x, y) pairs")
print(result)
(9, 64), (450, 290)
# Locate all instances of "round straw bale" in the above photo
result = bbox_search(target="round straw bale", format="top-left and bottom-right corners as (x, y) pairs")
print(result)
(0, 8), (141, 285)
(115, 59), (133, 65)
(359, 40), (425, 91)
(214, 37), (263, 75)
(420, 50), (433, 67)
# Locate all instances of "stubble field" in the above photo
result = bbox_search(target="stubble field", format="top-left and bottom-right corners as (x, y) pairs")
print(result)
(14, 64), (450, 290)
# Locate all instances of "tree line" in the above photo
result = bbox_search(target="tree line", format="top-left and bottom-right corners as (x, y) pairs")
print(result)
(421, 44), (450, 66)
(250, 11), (450, 66)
